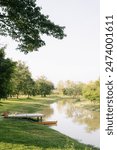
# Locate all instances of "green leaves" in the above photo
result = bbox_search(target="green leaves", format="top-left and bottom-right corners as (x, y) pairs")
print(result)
(0, 47), (16, 98)
(0, 0), (66, 53)
(35, 76), (54, 97)
(83, 80), (100, 102)
(11, 61), (34, 97)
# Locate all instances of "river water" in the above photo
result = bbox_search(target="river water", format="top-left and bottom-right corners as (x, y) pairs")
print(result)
(43, 100), (100, 148)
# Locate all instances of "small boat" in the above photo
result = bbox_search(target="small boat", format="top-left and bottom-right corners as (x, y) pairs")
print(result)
(34, 121), (57, 125)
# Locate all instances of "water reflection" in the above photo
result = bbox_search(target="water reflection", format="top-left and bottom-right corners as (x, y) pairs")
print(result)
(65, 103), (100, 132)
(54, 100), (100, 132)
(42, 108), (54, 118)
(43, 100), (100, 148)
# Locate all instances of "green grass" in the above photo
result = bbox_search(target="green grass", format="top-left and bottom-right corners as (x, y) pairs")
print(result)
(72, 96), (100, 112)
(0, 96), (58, 114)
(0, 119), (98, 150)
(0, 95), (99, 150)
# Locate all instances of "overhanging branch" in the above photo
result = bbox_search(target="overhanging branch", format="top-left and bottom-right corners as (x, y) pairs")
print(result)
(0, 14), (8, 18)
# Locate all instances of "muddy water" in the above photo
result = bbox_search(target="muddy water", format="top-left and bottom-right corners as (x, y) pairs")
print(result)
(43, 100), (100, 148)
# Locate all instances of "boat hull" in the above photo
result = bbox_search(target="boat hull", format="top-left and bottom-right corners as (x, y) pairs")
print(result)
(34, 121), (57, 125)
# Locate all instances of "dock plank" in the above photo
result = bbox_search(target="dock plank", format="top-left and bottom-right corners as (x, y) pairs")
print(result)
(8, 113), (44, 118)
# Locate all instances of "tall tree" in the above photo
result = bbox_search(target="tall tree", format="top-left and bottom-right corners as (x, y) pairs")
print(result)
(0, 0), (66, 53)
(36, 76), (54, 97)
(11, 61), (32, 98)
(0, 47), (16, 99)
(23, 75), (35, 98)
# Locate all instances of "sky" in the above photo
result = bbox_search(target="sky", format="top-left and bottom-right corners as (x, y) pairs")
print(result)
(1, 0), (100, 85)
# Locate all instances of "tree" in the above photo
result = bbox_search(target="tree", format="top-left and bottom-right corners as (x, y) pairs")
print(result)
(0, 0), (66, 53)
(63, 87), (74, 96)
(0, 47), (16, 99)
(23, 75), (35, 98)
(83, 80), (100, 102)
(73, 82), (84, 97)
(65, 80), (75, 88)
(36, 76), (54, 97)
(62, 81), (83, 97)
(56, 80), (65, 94)
(11, 61), (33, 98)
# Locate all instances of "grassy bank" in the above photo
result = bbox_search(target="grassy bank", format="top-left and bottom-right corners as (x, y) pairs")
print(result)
(0, 96), (99, 150)
(69, 96), (100, 112)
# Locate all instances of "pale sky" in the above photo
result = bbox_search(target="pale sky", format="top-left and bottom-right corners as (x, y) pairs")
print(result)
(1, 0), (100, 85)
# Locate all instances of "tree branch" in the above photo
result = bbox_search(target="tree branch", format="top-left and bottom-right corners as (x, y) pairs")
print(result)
(0, 14), (8, 18)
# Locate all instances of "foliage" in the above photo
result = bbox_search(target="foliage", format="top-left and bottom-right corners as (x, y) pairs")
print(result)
(83, 80), (100, 102)
(63, 87), (73, 96)
(35, 76), (54, 97)
(0, 0), (66, 53)
(61, 79), (100, 102)
(23, 75), (36, 97)
(2, 60), (54, 99)
(10, 61), (34, 98)
(56, 81), (65, 94)
(62, 81), (84, 98)
(0, 47), (16, 99)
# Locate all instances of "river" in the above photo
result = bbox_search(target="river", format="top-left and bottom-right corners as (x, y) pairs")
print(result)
(43, 100), (100, 148)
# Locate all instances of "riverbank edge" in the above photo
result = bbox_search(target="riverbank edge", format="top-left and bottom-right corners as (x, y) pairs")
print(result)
(0, 95), (99, 150)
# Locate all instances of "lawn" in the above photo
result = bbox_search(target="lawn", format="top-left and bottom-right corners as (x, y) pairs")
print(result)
(0, 96), (99, 150)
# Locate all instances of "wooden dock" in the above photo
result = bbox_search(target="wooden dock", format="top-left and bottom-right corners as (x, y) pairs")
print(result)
(4, 113), (44, 121)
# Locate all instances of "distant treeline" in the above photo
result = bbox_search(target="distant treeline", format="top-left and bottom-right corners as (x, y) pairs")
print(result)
(0, 47), (100, 101)
(56, 79), (100, 102)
